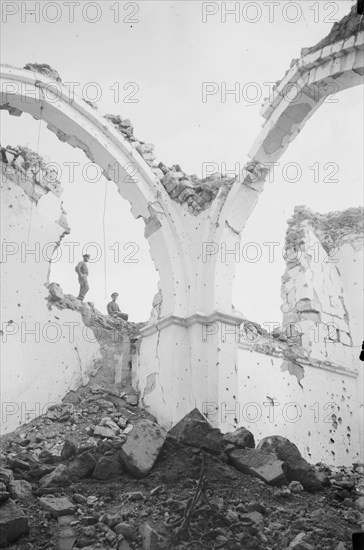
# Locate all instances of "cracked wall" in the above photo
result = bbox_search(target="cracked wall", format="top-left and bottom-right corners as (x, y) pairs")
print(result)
(233, 205), (363, 466)
(281, 206), (363, 359)
(0, 150), (103, 434)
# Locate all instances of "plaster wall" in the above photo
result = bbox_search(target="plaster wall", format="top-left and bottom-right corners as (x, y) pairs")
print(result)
(0, 163), (101, 434)
(233, 346), (362, 466)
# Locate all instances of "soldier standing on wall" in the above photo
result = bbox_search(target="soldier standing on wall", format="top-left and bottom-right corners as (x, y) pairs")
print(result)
(75, 254), (90, 301)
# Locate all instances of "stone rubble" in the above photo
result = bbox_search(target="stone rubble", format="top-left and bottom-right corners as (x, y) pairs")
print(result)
(103, 114), (239, 216)
(0, 500), (29, 547)
(257, 435), (325, 492)
(0, 144), (64, 202)
(23, 63), (62, 82)
(0, 400), (362, 548)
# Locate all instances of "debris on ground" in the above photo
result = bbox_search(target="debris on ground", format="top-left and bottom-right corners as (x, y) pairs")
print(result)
(0, 393), (363, 549)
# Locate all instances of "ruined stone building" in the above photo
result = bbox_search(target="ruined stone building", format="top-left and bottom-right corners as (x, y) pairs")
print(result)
(1, 5), (363, 469)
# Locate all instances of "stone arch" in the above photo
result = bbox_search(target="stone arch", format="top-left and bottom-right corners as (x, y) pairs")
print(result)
(208, 28), (364, 315)
(0, 65), (193, 319)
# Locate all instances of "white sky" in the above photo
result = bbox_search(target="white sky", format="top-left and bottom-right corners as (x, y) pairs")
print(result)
(1, 0), (363, 323)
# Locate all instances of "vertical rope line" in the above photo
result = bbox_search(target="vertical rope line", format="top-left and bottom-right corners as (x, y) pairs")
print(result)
(102, 176), (108, 300)
(27, 105), (43, 245)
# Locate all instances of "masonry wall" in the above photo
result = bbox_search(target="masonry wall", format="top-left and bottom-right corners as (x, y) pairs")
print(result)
(234, 345), (362, 466)
(0, 160), (101, 434)
(229, 207), (364, 466)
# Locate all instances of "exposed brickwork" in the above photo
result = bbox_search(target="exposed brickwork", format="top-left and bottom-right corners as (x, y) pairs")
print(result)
(286, 205), (364, 254)
(24, 63), (62, 82)
(303, 5), (364, 55)
(1, 145), (63, 203)
(104, 114), (237, 215)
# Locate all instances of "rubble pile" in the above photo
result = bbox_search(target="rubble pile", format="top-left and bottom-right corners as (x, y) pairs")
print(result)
(285, 205), (364, 255)
(23, 63), (62, 83)
(47, 289), (143, 345)
(104, 114), (238, 216)
(0, 145), (64, 202)
(0, 400), (363, 549)
(302, 5), (364, 56)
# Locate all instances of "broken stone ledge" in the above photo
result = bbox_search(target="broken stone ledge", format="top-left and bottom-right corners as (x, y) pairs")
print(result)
(1, 145), (64, 202)
(103, 113), (239, 216)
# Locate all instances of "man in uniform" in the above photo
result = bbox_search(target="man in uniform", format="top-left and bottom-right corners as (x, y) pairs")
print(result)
(75, 254), (90, 301)
(107, 292), (129, 321)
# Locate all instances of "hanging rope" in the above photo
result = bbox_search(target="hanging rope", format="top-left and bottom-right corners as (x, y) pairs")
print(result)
(102, 174), (109, 300)
(27, 104), (43, 245)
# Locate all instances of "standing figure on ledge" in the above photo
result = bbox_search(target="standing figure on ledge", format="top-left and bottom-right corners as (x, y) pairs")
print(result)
(75, 254), (90, 301)
(107, 292), (129, 321)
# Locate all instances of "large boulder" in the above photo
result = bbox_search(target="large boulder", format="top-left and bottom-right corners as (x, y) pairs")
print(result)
(120, 419), (166, 478)
(222, 427), (255, 449)
(228, 448), (287, 485)
(257, 435), (323, 492)
(0, 499), (29, 547)
(168, 408), (221, 452)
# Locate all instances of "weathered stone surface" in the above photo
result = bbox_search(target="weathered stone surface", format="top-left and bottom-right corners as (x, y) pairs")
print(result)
(24, 62), (62, 82)
(201, 429), (223, 453)
(257, 435), (323, 492)
(120, 419), (166, 478)
(57, 525), (77, 550)
(8, 480), (32, 500)
(289, 480), (304, 493)
(139, 522), (165, 550)
(69, 451), (97, 478)
(93, 425), (117, 439)
(39, 464), (72, 487)
(48, 282), (64, 302)
(114, 522), (135, 540)
(61, 437), (78, 459)
(228, 448), (287, 485)
(39, 496), (76, 517)
(0, 491), (10, 503)
(223, 427), (255, 449)
(168, 408), (214, 449)
(288, 532), (314, 549)
(92, 456), (123, 480)
(0, 499), (29, 547)
(0, 468), (13, 485)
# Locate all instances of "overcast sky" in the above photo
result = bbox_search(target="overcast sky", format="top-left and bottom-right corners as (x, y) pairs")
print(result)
(1, 0), (362, 323)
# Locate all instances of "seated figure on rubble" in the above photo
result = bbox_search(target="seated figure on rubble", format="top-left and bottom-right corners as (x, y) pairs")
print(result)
(107, 292), (129, 321)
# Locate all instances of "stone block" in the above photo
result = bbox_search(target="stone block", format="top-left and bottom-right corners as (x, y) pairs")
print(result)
(169, 408), (213, 449)
(39, 464), (72, 488)
(69, 451), (97, 478)
(39, 496), (76, 518)
(0, 500), (29, 547)
(257, 435), (323, 492)
(8, 480), (32, 500)
(228, 448), (287, 485)
(92, 456), (123, 480)
(93, 425), (117, 439)
(120, 419), (166, 478)
(222, 427), (255, 449)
